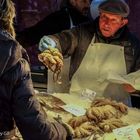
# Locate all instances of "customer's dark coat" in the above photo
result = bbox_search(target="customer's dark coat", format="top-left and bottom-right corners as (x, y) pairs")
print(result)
(0, 30), (67, 140)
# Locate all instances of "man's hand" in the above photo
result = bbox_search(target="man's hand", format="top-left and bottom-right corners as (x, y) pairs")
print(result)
(38, 47), (63, 83)
(38, 47), (63, 71)
(54, 115), (74, 140)
(123, 84), (136, 93)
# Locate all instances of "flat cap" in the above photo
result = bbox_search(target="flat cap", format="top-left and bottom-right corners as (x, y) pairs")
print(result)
(98, 0), (130, 17)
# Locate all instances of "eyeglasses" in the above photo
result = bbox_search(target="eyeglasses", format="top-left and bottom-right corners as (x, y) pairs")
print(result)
(100, 14), (123, 25)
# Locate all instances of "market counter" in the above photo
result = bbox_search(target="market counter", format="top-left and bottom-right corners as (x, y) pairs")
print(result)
(36, 92), (140, 140)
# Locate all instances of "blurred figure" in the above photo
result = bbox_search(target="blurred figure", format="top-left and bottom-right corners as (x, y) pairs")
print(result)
(16, 0), (91, 47)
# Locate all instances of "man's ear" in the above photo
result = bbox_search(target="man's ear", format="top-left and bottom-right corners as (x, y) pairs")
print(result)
(120, 18), (128, 28)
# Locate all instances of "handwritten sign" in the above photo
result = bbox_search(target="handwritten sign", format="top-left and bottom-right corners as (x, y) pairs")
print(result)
(61, 104), (86, 116)
(113, 123), (140, 140)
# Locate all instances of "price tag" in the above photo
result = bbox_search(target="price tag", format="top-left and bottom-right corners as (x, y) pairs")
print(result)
(113, 123), (140, 140)
(61, 104), (86, 116)
(81, 88), (96, 101)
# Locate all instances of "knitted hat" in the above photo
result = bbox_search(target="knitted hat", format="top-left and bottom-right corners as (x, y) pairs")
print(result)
(98, 0), (130, 17)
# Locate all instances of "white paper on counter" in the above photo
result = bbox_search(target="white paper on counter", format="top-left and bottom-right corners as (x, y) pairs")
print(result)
(106, 70), (140, 90)
(52, 93), (91, 108)
(113, 123), (140, 140)
(61, 104), (86, 116)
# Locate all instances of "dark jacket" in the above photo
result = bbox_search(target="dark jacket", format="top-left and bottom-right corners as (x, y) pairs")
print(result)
(0, 30), (68, 140)
(49, 18), (140, 80)
(16, 3), (90, 47)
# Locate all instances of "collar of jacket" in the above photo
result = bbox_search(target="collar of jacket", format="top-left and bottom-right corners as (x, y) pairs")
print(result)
(0, 28), (13, 40)
(95, 17), (130, 46)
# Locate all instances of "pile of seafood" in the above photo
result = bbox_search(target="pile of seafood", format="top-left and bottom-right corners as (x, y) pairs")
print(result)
(38, 47), (63, 84)
(36, 93), (66, 111)
(68, 98), (128, 139)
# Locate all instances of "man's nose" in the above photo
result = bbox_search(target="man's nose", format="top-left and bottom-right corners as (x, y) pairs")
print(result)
(104, 19), (111, 26)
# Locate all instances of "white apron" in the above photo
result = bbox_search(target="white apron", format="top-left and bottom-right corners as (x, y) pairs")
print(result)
(70, 36), (131, 106)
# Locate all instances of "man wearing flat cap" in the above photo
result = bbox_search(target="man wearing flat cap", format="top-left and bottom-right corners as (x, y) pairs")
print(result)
(99, 0), (129, 17)
(38, 0), (140, 106)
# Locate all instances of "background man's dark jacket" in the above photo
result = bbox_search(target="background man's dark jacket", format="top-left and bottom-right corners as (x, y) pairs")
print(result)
(16, 3), (90, 47)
